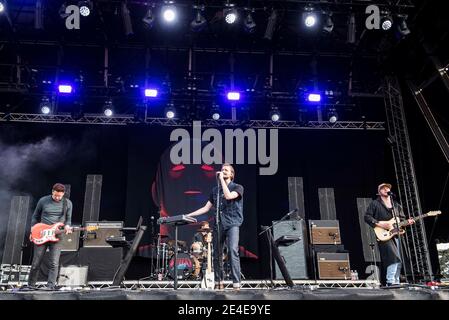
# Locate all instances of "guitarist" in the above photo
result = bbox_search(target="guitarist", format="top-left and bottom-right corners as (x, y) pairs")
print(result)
(186, 163), (244, 291)
(27, 183), (73, 290)
(364, 183), (415, 286)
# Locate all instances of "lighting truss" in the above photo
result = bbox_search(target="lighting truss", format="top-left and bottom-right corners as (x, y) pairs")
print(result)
(0, 113), (385, 130)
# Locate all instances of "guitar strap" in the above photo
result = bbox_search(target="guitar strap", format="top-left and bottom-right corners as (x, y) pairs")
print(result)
(62, 197), (68, 224)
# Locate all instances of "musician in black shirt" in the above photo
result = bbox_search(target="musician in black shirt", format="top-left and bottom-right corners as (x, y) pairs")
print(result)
(186, 163), (244, 290)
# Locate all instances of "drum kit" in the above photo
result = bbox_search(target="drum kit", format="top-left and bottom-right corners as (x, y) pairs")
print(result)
(154, 227), (213, 281)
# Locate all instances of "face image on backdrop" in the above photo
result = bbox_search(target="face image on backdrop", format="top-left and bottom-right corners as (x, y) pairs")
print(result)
(151, 139), (219, 243)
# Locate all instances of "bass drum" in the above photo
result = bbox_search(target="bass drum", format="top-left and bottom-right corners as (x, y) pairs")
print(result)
(168, 253), (200, 280)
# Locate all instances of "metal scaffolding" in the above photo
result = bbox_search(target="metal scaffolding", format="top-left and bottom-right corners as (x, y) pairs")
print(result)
(383, 76), (433, 282)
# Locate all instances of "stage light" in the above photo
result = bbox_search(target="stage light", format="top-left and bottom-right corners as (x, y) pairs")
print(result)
(165, 103), (176, 119)
(0, 2), (5, 13)
(144, 89), (158, 97)
(307, 93), (321, 102)
(328, 108), (338, 123)
(396, 15), (410, 37)
(103, 99), (114, 117)
(211, 104), (221, 120)
(191, 7), (207, 32)
(381, 12), (393, 31)
(264, 10), (278, 41)
(224, 5), (238, 24)
(78, 1), (92, 17)
(322, 13), (334, 33)
(269, 105), (280, 122)
(58, 84), (73, 94)
(121, 2), (133, 36)
(303, 6), (317, 28)
(40, 96), (51, 114)
(227, 91), (240, 101)
(347, 13), (356, 44)
(142, 7), (155, 29)
(243, 11), (256, 33)
(162, 4), (177, 23)
(35, 0), (43, 30)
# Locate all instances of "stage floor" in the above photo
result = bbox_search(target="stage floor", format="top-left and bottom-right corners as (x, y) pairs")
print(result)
(1, 280), (448, 300)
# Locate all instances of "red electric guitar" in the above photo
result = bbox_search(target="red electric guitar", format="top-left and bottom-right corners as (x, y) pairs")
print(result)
(30, 222), (98, 245)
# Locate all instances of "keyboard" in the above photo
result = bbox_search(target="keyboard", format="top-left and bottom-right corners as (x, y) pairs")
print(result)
(157, 214), (197, 226)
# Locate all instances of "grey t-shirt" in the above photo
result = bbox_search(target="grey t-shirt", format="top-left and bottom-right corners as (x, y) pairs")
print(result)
(31, 195), (73, 226)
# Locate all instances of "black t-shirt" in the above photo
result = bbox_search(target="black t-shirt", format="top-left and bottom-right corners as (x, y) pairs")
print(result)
(209, 181), (244, 229)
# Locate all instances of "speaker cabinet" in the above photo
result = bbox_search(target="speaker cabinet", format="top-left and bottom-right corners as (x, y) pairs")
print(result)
(309, 220), (342, 245)
(272, 219), (308, 279)
(83, 221), (123, 248)
(59, 231), (80, 251)
(317, 252), (351, 279)
(58, 266), (88, 286)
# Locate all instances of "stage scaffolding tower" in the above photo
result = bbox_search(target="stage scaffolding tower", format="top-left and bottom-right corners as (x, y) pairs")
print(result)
(383, 76), (433, 283)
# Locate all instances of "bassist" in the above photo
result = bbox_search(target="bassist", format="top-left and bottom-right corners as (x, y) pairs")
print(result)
(27, 183), (73, 290)
(364, 183), (415, 286)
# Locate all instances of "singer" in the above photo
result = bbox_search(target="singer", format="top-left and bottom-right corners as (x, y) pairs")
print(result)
(186, 163), (244, 290)
(364, 183), (415, 286)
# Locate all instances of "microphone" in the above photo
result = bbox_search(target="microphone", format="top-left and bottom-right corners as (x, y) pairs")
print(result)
(387, 191), (395, 196)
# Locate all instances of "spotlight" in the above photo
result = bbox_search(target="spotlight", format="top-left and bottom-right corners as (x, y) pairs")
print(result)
(347, 13), (356, 44)
(303, 6), (317, 28)
(40, 96), (51, 114)
(161, 3), (177, 23)
(227, 91), (240, 101)
(396, 14), (410, 37)
(381, 12), (393, 31)
(103, 99), (114, 117)
(142, 7), (155, 29)
(121, 2), (133, 36)
(78, 1), (92, 17)
(328, 108), (338, 123)
(322, 13), (334, 33)
(243, 11), (256, 33)
(224, 5), (238, 24)
(269, 105), (280, 122)
(165, 103), (176, 119)
(191, 7), (207, 32)
(307, 93), (321, 102)
(144, 88), (158, 97)
(58, 84), (73, 94)
(264, 10), (278, 41)
(0, 2), (5, 13)
(211, 104), (221, 120)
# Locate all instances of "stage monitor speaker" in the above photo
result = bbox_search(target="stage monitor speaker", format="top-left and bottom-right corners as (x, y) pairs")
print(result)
(272, 219), (308, 279)
(317, 252), (351, 280)
(58, 266), (88, 286)
(83, 221), (123, 248)
(2, 196), (31, 265)
(309, 220), (342, 245)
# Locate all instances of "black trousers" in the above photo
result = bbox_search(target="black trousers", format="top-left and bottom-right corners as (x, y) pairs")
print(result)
(28, 241), (62, 286)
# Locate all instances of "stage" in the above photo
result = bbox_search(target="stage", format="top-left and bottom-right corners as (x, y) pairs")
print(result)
(1, 280), (448, 300)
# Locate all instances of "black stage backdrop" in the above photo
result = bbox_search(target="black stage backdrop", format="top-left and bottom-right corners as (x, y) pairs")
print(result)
(0, 122), (392, 279)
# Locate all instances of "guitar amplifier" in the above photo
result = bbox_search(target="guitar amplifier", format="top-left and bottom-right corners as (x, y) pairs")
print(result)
(317, 252), (351, 280)
(58, 266), (88, 286)
(59, 230), (81, 251)
(82, 221), (123, 248)
(309, 220), (342, 245)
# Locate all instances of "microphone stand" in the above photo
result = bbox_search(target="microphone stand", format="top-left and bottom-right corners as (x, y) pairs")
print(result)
(149, 216), (155, 279)
(215, 175), (223, 287)
(389, 194), (407, 285)
(259, 209), (297, 288)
